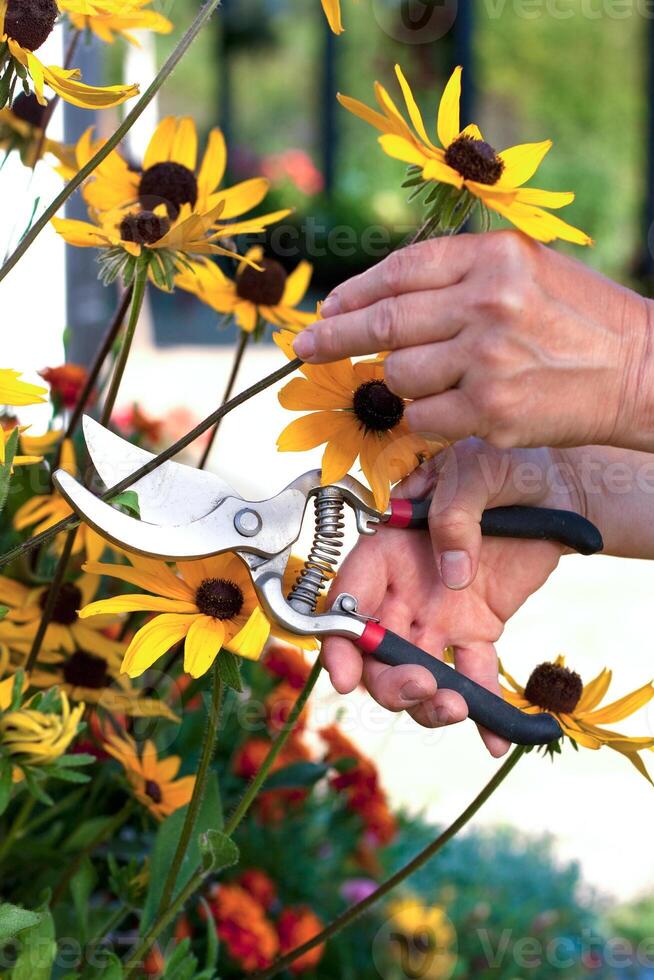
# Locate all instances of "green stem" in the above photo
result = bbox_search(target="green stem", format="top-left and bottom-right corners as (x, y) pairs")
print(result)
(0, 793), (35, 865)
(24, 528), (76, 672)
(198, 330), (250, 470)
(52, 800), (134, 906)
(252, 745), (526, 980)
(86, 901), (131, 951)
(101, 269), (148, 426)
(0, 358), (302, 568)
(0, 0), (223, 284)
(156, 665), (224, 917)
(224, 659), (322, 837)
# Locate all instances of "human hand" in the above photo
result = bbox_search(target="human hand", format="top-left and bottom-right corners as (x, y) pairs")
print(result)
(293, 231), (654, 452)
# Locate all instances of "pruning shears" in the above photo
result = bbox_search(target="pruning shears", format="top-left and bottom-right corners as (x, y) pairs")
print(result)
(54, 417), (604, 747)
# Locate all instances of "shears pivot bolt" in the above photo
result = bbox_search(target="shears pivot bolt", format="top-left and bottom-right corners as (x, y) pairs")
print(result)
(234, 508), (263, 537)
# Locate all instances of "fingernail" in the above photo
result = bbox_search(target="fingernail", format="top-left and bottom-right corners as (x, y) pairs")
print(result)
(293, 329), (316, 360)
(399, 680), (428, 703)
(321, 293), (341, 317)
(440, 550), (472, 590)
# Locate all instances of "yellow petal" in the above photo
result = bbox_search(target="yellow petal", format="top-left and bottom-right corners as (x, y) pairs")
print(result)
(206, 177), (269, 220)
(422, 157), (464, 188)
(80, 595), (197, 618)
(337, 93), (392, 135)
(282, 260), (312, 308)
(394, 64), (434, 147)
(143, 116), (176, 169)
(197, 128), (227, 201)
(437, 66), (462, 148)
(234, 301), (258, 334)
(279, 377), (352, 411)
(320, 417), (362, 485)
(183, 615), (225, 678)
(582, 682), (654, 726)
(575, 668), (612, 713)
(83, 559), (193, 602)
(378, 134), (429, 168)
(170, 117), (197, 170)
(515, 187), (575, 209)
(122, 614), (198, 677)
(498, 140), (552, 188)
(277, 411), (356, 452)
(226, 607), (270, 661)
(0, 369), (46, 406)
(485, 197), (592, 245)
(38, 57), (139, 109)
(321, 0), (343, 32)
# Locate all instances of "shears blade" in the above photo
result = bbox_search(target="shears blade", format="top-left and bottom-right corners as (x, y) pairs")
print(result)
(81, 415), (241, 526)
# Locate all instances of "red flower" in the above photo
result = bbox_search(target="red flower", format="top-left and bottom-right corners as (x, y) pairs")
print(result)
(40, 364), (89, 409)
(236, 869), (277, 911)
(265, 681), (308, 733)
(264, 642), (312, 689)
(233, 734), (313, 822)
(206, 884), (278, 972)
(277, 906), (325, 973)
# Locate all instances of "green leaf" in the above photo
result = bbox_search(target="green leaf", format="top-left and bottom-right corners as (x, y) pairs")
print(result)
(199, 897), (218, 971)
(217, 649), (242, 693)
(0, 428), (19, 516)
(70, 857), (97, 944)
(0, 604), (9, 620)
(140, 772), (222, 935)
(63, 816), (115, 852)
(263, 761), (330, 792)
(199, 829), (239, 874)
(11, 902), (56, 980)
(0, 904), (41, 941)
(83, 951), (124, 979)
(0, 757), (13, 816)
(110, 490), (140, 517)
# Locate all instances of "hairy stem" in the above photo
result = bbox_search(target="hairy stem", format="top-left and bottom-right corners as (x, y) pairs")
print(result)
(157, 665), (224, 916)
(198, 330), (250, 470)
(100, 270), (148, 426)
(252, 745), (526, 979)
(0, 0), (224, 283)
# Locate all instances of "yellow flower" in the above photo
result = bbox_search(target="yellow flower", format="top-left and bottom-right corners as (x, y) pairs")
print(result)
(18, 426), (61, 457)
(176, 247), (314, 334)
(13, 438), (107, 561)
(386, 896), (457, 980)
(0, 367), (46, 406)
(0, 571), (123, 660)
(321, 0), (345, 33)
(104, 729), (195, 820)
(275, 333), (436, 511)
(0, 94), (74, 167)
(338, 65), (592, 245)
(0, 0), (139, 109)
(58, 0), (172, 45)
(501, 656), (654, 782)
(0, 423), (42, 468)
(0, 689), (84, 764)
(79, 551), (315, 680)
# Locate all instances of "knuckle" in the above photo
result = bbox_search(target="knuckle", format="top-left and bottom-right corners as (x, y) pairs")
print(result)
(383, 352), (404, 394)
(429, 504), (473, 539)
(476, 276), (527, 321)
(370, 297), (400, 350)
(380, 250), (408, 296)
(491, 229), (531, 266)
(476, 380), (513, 423)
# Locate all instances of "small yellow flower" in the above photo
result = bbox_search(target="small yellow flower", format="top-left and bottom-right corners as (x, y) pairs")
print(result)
(0, 689), (84, 764)
(0, 0), (139, 109)
(58, 0), (172, 46)
(339, 65), (592, 245)
(275, 332), (436, 511)
(386, 896), (457, 980)
(176, 247), (314, 334)
(0, 367), (46, 466)
(501, 656), (654, 782)
(79, 551), (316, 680)
(0, 423), (42, 468)
(104, 730), (195, 820)
(13, 438), (107, 561)
(0, 93), (74, 167)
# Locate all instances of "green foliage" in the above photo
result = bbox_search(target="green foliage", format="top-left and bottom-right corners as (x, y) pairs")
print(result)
(0, 903), (42, 942)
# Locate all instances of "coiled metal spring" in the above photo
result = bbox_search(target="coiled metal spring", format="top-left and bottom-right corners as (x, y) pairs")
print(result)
(288, 487), (345, 614)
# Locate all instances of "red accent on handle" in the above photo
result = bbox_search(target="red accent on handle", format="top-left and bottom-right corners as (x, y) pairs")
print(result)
(357, 622), (386, 653)
(388, 499), (413, 528)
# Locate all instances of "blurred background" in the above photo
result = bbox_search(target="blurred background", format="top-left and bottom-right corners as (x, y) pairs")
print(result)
(6, 0), (654, 973)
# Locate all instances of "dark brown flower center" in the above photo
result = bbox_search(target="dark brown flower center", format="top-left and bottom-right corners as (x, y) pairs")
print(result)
(62, 650), (109, 690)
(38, 582), (82, 626)
(353, 380), (405, 432)
(444, 135), (504, 186)
(10, 92), (48, 128)
(195, 578), (244, 621)
(524, 662), (583, 715)
(236, 259), (287, 307)
(5, 0), (58, 51)
(119, 210), (170, 246)
(139, 162), (198, 220)
(144, 779), (162, 804)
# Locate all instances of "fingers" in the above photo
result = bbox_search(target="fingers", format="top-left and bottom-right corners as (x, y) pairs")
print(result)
(321, 636), (364, 694)
(319, 235), (477, 316)
(292, 285), (467, 363)
(454, 643), (510, 758)
(362, 658), (438, 710)
(427, 446), (493, 589)
(405, 390), (479, 445)
(385, 340), (465, 400)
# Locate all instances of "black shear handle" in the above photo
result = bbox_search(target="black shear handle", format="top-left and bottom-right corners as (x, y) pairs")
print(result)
(388, 501), (603, 556)
(357, 625), (562, 746)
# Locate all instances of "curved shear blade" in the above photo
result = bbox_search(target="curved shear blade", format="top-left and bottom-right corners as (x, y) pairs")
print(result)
(82, 416), (240, 526)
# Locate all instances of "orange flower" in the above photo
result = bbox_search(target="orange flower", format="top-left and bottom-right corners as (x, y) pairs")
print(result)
(236, 869), (277, 911)
(277, 907), (325, 974)
(321, 725), (397, 845)
(266, 680), (309, 733)
(207, 883), (279, 972)
(233, 734), (313, 822)
(39, 364), (89, 409)
(264, 642), (312, 690)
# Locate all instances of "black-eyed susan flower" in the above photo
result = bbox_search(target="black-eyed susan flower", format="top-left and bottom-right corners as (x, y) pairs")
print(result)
(0, 688), (84, 764)
(22, 646), (179, 721)
(321, 0), (344, 33)
(0, 366), (46, 465)
(0, 0), (139, 109)
(176, 248), (315, 335)
(0, 92), (73, 166)
(58, 0), (172, 45)
(79, 552), (315, 680)
(13, 438), (107, 560)
(275, 332), (435, 511)
(104, 730), (195, 820)
(0, 423), (41, 468)
(339, 65), (592, 244)
(501, 656), (654, 782)
(0, 571), (123, 659)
